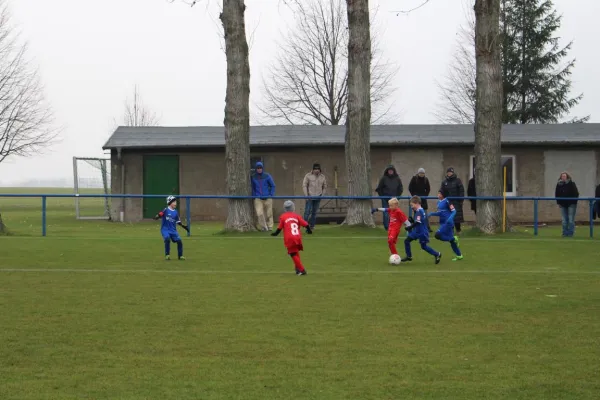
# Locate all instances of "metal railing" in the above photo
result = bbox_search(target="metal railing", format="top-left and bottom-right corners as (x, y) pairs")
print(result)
(0, 193), (597, 237)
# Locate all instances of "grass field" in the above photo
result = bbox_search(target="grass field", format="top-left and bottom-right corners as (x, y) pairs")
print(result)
(1, 189), (599, 399)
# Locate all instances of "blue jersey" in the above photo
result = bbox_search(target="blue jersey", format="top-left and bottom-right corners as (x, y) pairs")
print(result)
(412, 207), (429, 238)
(436, 199), (455, 224)
(160, 207), (180, 233)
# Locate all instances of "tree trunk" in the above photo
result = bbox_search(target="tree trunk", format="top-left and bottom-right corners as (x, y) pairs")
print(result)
(343, 0), (375, 227)
(220, 0), (255, 232)
(474, 0), (503, 234)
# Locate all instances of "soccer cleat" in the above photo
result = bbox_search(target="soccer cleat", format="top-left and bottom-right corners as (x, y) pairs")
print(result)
(179, 256), (186, 261)
(452, 255), (464, 261)
(400, 256), (412, 262)
(296, 270), (307, 276)
(165, 255), (171, 261)
(435, 253), (442, 264)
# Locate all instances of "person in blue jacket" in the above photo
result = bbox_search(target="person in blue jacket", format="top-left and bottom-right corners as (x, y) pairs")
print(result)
(251, 161), (276, 231)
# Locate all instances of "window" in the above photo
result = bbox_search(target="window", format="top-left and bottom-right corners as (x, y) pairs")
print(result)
(250, 156), (263, 173)
(469, 155), (517, 196)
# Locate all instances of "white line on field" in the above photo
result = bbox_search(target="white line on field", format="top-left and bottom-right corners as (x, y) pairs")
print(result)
(0, 268), (599, 275)
(6, 236), (599, 243)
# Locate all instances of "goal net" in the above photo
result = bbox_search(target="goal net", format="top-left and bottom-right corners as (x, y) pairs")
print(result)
(73, 157), (111, 220)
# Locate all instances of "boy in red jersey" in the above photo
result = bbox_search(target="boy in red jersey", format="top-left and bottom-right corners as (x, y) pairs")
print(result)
(372, 197), (412, 257)
(271, 200), (313, 275)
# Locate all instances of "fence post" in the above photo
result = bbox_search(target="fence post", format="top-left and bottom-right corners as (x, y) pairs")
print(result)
(533, 199), (538, 236)
(589, 199), (594, 239)
(42, 196), (47, 237)
(186, 196), (191, 237)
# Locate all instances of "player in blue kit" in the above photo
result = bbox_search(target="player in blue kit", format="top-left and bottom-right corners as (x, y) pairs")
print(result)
(402, 196), (442, 264)
(153, 196), (189, 260)
(429, 189), (463, 261)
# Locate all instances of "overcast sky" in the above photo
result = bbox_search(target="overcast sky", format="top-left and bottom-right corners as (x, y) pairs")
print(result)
(1, 0), (598, 185)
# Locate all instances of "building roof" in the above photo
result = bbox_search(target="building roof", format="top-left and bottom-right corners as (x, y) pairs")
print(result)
(102, 124), (600, 150)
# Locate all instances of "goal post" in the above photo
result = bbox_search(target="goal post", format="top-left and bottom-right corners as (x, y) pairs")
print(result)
(73, 157), (111, 220)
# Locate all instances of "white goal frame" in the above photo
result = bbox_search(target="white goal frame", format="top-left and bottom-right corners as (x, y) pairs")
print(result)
(73, 157), (111, 220)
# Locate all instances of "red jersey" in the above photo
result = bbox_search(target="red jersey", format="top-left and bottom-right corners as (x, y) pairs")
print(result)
(277, 212), (309, 249)
(387, 207), (408, 231)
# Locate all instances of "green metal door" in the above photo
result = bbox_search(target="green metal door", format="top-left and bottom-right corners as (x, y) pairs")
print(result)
(143, 155), (180, 218)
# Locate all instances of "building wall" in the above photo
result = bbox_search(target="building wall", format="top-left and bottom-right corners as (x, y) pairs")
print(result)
(111, 146), (600, 224)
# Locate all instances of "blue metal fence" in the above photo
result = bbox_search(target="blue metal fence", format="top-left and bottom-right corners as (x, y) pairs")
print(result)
(0, 193), (597, 238)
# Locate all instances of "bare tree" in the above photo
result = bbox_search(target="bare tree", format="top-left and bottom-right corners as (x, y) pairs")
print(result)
(435, 6), (476, 124)
(220, 0), (255, 232)
(0, 0), (56, 164)
(121, 85), (160, 127)
(474, 0), (503, 234)
(260, 0), (397, 125)
(343, 0), (375, 227)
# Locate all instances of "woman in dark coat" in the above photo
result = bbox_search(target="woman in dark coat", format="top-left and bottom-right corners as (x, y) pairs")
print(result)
(555, 172), (579, 237)
(440, 167), (465, 233)
(375, 165), (403, 231)
(409, 168), (432, 231)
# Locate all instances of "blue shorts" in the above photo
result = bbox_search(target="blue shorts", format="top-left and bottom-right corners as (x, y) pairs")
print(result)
(436, 224), (455, 241)
(407, 232), (429, 244)
(162, 231), (181, 242)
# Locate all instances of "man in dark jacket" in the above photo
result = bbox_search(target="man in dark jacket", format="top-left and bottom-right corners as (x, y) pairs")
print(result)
(375, 165), (403, 231)
(440, 167), (465, 234)
(594, 184), (600, 220)
(467, 172), (476, 214)
(408, 168), (432, 231)
(555, 172), (579, 237)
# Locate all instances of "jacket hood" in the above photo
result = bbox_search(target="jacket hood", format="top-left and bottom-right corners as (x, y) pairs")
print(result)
(383, 165), (398, 177)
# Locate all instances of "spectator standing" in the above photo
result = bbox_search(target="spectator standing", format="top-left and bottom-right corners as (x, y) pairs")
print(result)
(467, 172), (476, 215)
(555, 172), (579, 237)
(375, 165), (403, 231)
(594, 183), (600, 221)
(408, 168), (432, 231)
(302, 163), (327, 230)
(440, 167), (465, 234)
(251, 161), (276, 231)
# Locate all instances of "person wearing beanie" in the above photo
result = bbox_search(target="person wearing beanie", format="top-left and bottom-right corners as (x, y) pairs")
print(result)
(375, 165), (404, 231)
(251, 161), (276, 231)
(271, 200), (312, 275)
(408, 167), (432, 232)
(302, 163), (327, 230)
(440, 167), (465, 234)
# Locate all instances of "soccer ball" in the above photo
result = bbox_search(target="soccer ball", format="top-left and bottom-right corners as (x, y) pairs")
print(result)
(389, 254), (401, 265)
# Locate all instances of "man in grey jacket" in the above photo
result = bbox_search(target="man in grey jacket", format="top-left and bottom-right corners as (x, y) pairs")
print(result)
(302, 163), (327, 230)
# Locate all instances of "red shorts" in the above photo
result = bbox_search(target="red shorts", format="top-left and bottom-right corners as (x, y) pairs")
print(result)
(387, 229), (399, 244)
(286, 244), (303, 254)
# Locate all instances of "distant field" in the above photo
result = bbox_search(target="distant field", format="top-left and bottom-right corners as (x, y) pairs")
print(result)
(0, 187), (109, 235)
(1, 188), (599, 399)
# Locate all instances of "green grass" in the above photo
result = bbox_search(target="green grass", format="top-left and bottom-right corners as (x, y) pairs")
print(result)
(0, 189), (599, 399)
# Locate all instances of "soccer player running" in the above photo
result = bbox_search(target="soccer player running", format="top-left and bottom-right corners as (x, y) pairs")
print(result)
(271, 200), (312, 275)
(372, 198), (411, 258)
(429, 189), (463, 261)
(153, 196), (189, 260)
(402, 196), (442, 264)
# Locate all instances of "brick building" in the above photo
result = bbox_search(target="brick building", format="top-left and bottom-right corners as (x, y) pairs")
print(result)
(103, 124), (600, 223)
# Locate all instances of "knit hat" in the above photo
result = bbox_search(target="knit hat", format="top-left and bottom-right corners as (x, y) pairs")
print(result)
(417, 168), (425, 174)
(446, 167), (455, 174)
(312, 163), (321, 170)
(255, 161), (263, 168)
(167, 195), (177, 205)
(283, 200), (295, 212)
